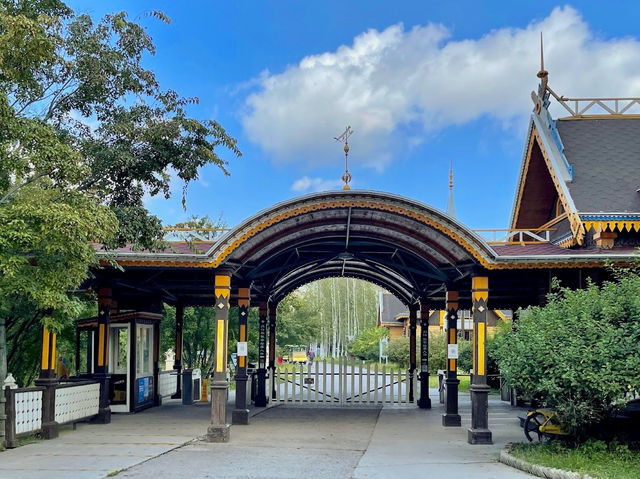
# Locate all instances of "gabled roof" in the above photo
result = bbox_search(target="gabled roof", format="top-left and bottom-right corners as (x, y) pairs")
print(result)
(378, 293), (407, 325)
(510, 78), (640, 246)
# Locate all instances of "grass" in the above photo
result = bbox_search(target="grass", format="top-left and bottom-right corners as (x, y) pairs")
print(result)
(510, 440), (640, 479)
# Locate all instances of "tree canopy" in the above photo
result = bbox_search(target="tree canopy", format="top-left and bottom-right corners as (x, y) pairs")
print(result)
(0, 0), (240, 388)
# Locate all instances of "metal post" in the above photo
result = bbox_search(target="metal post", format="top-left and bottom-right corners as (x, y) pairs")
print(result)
(232, 287), (250, 425)
(268, 303), (277, 400)
(90, 287), (112, 424)
(207, 270), (232, 443)
(0, 316), (6, 447)
(255, 301), (268, 407)
(408, 305), (417, 403)
(171, 303), (184, 399)
(443, 289), (461, 427)
(417, 301), (431, 409)
(468, 276), (493, 444)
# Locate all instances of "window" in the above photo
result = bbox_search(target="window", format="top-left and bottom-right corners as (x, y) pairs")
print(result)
(136, 324), (153, 377)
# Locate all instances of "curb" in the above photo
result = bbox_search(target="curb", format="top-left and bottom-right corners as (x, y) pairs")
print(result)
(499, 450), (597, 479)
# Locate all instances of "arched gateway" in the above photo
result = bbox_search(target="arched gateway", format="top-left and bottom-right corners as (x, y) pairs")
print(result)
(76, 189), (636, 446)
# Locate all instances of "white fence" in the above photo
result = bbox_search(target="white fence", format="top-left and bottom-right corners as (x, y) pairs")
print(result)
(270, 358), (418, 405)
(158, 370), (178, 398)
(54, 382), (100, 424)
(14, 389), (43, 435)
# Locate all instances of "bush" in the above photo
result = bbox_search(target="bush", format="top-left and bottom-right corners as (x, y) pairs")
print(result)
(387, 336), (410, 367)
(492, 272), (640, 440)
(348, 327), (388, 361)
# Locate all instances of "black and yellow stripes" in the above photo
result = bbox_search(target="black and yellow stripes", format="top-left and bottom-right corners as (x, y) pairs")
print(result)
(214, 273), (231, 374)
(472, 277), (489, 380)
(445, 290), (458, 374)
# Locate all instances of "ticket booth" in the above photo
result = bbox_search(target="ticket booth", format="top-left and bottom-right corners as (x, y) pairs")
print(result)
(76, 311), (161, 413)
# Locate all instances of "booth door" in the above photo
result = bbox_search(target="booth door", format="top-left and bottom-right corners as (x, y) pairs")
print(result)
(109, 324), (130, 412)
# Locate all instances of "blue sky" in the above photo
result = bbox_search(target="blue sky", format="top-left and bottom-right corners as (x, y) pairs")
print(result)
(68, 1), (640, 231)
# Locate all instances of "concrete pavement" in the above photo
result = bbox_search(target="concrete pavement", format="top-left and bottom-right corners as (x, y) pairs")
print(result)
(0, 392), (535, 479)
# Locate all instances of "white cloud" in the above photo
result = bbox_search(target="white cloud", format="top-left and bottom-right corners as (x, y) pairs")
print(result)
(242, 7), (640, 169)
(291, 176), (344, 193)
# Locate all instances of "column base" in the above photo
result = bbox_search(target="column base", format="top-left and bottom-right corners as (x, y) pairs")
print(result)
(468, 428), (493, 444)
(442, 413), (461, 427)
(207, 424), (231, 443)
(41, 421), (59, 439)
(232, 409), (250, 425)
(91, 407), (111, 424)
(417, 397), (432, 409)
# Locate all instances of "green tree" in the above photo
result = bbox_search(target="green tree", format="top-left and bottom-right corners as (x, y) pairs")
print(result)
(492, 273), (640, 440)
(0, 1), (240, 435)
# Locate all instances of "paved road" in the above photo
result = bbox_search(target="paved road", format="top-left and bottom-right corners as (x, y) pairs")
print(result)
(0, 393), (535, 479)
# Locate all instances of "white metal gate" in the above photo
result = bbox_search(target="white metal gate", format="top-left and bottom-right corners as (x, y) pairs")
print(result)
(269, 358), (418, 405)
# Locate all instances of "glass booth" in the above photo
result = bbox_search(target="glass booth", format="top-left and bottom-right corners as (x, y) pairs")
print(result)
(76, 311), (162, 413)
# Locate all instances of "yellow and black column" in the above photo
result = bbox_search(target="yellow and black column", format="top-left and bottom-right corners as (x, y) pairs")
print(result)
(268, 301), (277, 400)
(417, 300), (431, 409)
(255, 300), (268, 407)
(408, 304), (417, 403)
(207, 269), (232, 442)
(443, 288), (461, 426)
(35, 323), (60, 438)
(171, 302), (184, 399)
(232, 287), (251, 425)
(468, 276), (493, 444)
(94, 287), (112, 423)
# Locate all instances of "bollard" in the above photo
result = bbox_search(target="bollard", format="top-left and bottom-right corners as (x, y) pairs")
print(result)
(201, 378), (208, 402)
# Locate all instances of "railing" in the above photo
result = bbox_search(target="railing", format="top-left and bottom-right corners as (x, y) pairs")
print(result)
(4, 379), (100, 448)
(546, 88), (640, 117)
(473, 228), (555, 244)
(158, 370), (178, 398)
(11, 387), (44, 437)
(269, 358), (418, 406)
(54, 381), (100, 425)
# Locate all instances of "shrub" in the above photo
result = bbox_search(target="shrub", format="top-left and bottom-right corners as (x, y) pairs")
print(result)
(387, 336), (410, 367)
(492, 272), (640, 440)
(348, 327), (388, 361)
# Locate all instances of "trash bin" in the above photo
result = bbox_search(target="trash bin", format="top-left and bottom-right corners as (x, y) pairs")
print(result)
(182, 369), (193, 405)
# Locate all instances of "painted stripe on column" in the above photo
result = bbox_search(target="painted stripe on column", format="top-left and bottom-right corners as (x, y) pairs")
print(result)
(50, 333), (57, 372)
(216, 319), (225, 373)
(41, 328), (50, 370)
(98, 324), (105, 366)
(477, 323), (485, 376)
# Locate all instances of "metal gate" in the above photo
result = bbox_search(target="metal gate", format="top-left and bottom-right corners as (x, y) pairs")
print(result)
(269, 358), (418, 405)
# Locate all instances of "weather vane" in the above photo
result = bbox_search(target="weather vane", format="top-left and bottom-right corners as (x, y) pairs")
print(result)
(334, 126), (353, 190)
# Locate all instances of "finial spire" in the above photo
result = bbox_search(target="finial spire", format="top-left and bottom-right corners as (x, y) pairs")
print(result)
(537, 32), (548, 90)
(335, 126), (354, 190)
(446, 161), (456, 218)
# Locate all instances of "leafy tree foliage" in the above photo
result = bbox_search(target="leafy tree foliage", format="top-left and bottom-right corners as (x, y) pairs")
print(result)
(348, 327), (388, 361)
(492, 272), (640, 439)
(0, 0), (239, 392)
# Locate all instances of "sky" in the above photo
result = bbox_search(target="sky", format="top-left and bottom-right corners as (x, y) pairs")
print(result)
(68, 1), (640, 231)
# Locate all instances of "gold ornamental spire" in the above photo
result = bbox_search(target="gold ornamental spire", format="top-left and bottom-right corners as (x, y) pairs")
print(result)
(334, 126), (353, 190)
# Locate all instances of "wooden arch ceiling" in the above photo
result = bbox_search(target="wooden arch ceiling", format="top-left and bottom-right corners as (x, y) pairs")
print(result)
(214, 191), (496, 305)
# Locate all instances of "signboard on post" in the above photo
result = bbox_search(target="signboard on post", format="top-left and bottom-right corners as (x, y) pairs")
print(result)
(237, 341), (248, 356)
(447, 344), (459, 359)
